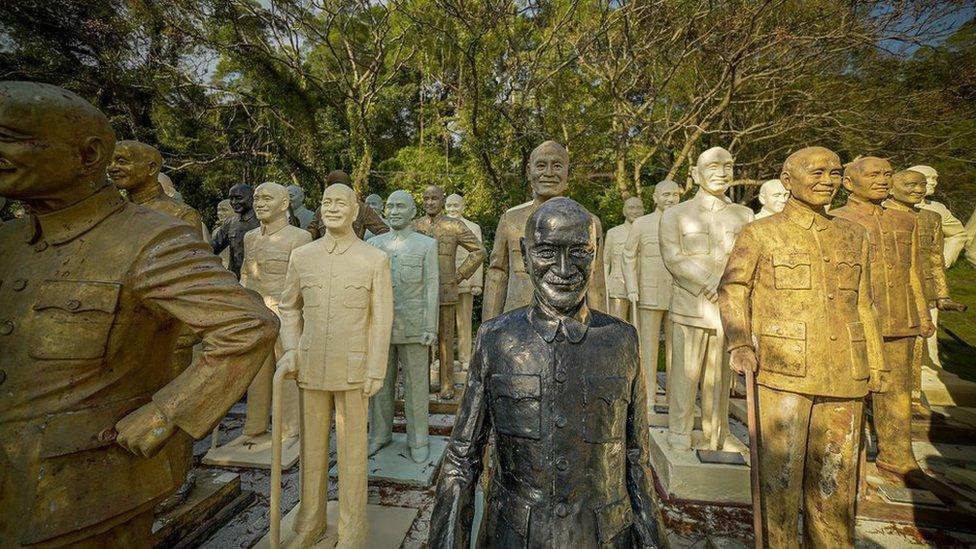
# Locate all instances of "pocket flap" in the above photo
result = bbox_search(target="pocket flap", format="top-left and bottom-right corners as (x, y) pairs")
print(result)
(585, 376), (630, 404)
(33, 280), (121, 314)
(492, 483), (532, 538)
(847, 322), (866, 342)
(594, 498), (634, 543)
(491, 374), (541, 399)
(760, 320), (806, 340)
(399, 254), (423, 267)
(772, 252), (811, 268)
(40, 395), (150, 458)
(835, 250), (859, 266)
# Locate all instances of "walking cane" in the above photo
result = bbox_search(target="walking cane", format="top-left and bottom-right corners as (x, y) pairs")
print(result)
(745, 367), (764, 549)
(269, 366), (288, 549)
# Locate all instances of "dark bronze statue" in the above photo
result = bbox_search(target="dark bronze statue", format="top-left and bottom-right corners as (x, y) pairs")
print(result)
(0, 81), (278, 546)
(211, 182), (259, 278)
(428, 197), (657, 548)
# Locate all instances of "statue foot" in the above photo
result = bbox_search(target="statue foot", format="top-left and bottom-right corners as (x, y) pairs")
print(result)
(438, 389), (455, 400)
(410, 445), (430, 463)
(288, 526), (335, 549)
(666, 432), (692, 451)
(368, 439), (390, 456)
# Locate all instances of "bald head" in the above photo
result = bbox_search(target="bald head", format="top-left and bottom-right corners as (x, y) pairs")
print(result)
(843, 156), (892, 202)
(528, 140), (570, 200)
(692, 146), (734, 196)
(653, 180), (681, 210)
(326, 170), (351, 186)
(779, 146), (841, 208)
(109, 140), (164, 191)
(758, 179), (789, 213)
(522, 197), (595, 312)
(321, 182), (359, 233)
(0, 81), (115, 204)
(217, 199), (234, 224)
(890, 169), (927, 206)
(908, 165), (938, 196)
(446, 193), (465, 218)
(422, 185), (446, 217)
(253, 181), (290, 223)
(386, 189), (416, 230)
(623, 196), (645, 222)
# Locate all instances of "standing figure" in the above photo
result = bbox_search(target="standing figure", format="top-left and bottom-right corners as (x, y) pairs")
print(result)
(623, 180), (682, 405)
(215, 199), (235, 269)
(277, 183), (393, 548)
(0, 81), (277, 547)
(483, 140), (607, 319)
(832, 157), (934, 480)
(287, 184), (315, 229)
(755, 179), (790, 219)
(306, 170), (389, 240)
(604, 197), (645, 320)
(659, 146), (753, 451)
(368, 191), (439, 463)
(211, 183), (260, 278)
(413, 185), (486, 400)
(909, 165), (968, 267)
(719, 146), (886, 547)
(445, 193), (484, 367)
(363, 193), (388, 240)
(238, 182), (311, 443)
(428, 198), (657, 548)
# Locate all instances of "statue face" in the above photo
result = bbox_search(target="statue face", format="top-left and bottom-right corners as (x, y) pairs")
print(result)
(108, 142), (155, 191)
(365, 194), (384, 215)
(653, 184), (681, 210)
(692, 147), (734, 196)
(253, 184), (289, 222)
(924, 172), (938, 196)
(782, 149), (841, 207)
(528, 145), (569, 200)
(287, 185), (305, 210)
(320, 184), (357, 231)
(759, 180), (790, 213)
(524, 202), (595, 313)
(891, 172), (927, 205)
(445, 194), (464, 218)
(216, 200), (234, 223)
(228, 183), (254, 214)
(844, 157), (891, 202)
(623, 197), (644, 223)
(422, 186), (445, 216)
(385, 191), (416, 230)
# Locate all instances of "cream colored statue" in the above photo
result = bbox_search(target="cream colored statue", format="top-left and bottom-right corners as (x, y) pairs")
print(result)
(287, 184), (315, 230)
(276, 183), (393, 548)
(755, 179), (789, 219)
(445, 193), (484, 367)
(659, 147), (753, 451)
(909, 165), (967, 267)
(623, 180), (681, 405)
(604, 197), (645, 320)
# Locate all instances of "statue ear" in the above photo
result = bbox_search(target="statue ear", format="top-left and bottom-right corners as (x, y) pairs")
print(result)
(80, 136), (109, 176)
(690, 166), (701, 185)
(842, 175), (855, 193)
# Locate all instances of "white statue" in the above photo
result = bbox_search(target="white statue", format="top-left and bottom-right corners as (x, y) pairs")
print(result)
(445, 193), (484, 367)
(755, 179), (789, 219)
(287, 184), (315, 230)
(659, 147), (753, 451)
(909, 165), (967, 267)
(604, 197), (645, 320)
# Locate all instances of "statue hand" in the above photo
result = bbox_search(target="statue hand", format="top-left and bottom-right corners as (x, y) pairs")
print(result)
(703, 282), (719, 302)
(920, 319), (936, 339)
(277, 350), (299, 379)
(420, 332), (438, 347)
(729, 347), (758, 375)
(868, 373), (889, 394)
(471, 286), (483, 297)
(363, 377), (384, 397)
(115, 402), (177, 458)
(937, 297), (967, 312)
(628, 292), (639, 304)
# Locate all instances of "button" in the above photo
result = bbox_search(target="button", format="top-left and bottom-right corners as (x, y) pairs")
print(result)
(827, 293), (834, 300)
(555, 415), (567, 428)
(555, 457), (568, 471)
(830, 335), (837, 341)
(0, 321), (12, 335)
(823, 256), (830, 262)
(555, 371), (567, 383)
(555, 503), (569, 517)
(67, 299), (82, 311)
(12, 279), (27, 291)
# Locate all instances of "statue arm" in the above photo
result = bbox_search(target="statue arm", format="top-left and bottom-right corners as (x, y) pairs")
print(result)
(938, 204), (967, 266)
(136, 224), (279, 439)
(455, 222), (486, 281)
(277, 256), (304, 353)
(659, 212), (717, 295)
(910, 223), (933, 330)
(425, 240), (441, 335)
(717, 225), (760, 351)
(625, 328), (659, 546)
(483, 219), (510, 319)
(210, 221), (229, 254)
(622, 223), (641, 299)
(472, 224), (484, 291)
(587, 215), (607, 311)
(931, 216), (951, 299)
(367, 254), (394, 380)
(429, 329), (492, 548)
(858, 237), (888, 380)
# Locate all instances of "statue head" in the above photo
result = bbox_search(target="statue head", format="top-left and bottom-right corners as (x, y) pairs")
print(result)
(623, 196), (644, 223)
(253, 182), (290, 223)
(422, 184), (446, 217)
(287, 184), (306, 211)
(758, 179), (790, 213)
(445, 193), (465, 218)
(365, 193), (384, 216)
(528, 140), (570, 200)
(652, 180), (681, 211)
(891, 169), (927, 206)
(521, 197), (596, 313)
(326, 169), (351, 187)
(228, 183), (254, 214)
(781, 146), (842, 208)
(216, 199), (234, 224)
(108, 140), (162, 191)
(0, 81), (115, 207)
(691, 147), (734, 197)
(385, 190), (416, 231)
(320, 183), (358, 234)
(843, 156), (892, 203)
(908, 165), (938, 196)
(158, 172), (177, 198)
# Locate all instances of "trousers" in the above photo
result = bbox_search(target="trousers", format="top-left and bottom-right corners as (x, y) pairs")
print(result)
(637, 308), (671, 406)
(370, 343), (430, 449)
(668, 322), (730, 450)
(243, 336), (300, 439)
(874, 336), (917, 474)
(438, 304), (456, 396)
(455, 292), (474, 365)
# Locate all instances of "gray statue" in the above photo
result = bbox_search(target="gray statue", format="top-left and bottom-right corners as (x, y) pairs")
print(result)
(287, 184), (315, 229)
(211, 183), (260, 278)
(428, 198), (657, 547)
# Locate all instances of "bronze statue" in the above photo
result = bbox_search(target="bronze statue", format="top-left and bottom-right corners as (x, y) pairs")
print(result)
(306, 170), (390, 240)
(287, 184), (315, 229)
(720, 146), (885, 547)
(0, 81), (278, 546)
(429, 197), (657, 548)
(211, 182), (260, 278)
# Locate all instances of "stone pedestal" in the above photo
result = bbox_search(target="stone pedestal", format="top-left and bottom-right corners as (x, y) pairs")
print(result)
(152, 470), (253, 548)
(202, 432), (300, 470)
(647, 427), (751, 505)
(921, 366), (976, 407)
(254, 502), (418, 548)
(333, 433), (448, 487)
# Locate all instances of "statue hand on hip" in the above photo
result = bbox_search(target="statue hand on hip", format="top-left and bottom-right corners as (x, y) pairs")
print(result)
(420, 331), (438, 347)
(277, 350), (299, 379)
(729, 347), (758, 375)
(115, 401), (178, 458)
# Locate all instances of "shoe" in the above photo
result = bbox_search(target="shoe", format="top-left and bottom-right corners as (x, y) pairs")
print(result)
(410, 445), (430, 463)
(368, 439), (390, 457)
(438, 389), (455, 401)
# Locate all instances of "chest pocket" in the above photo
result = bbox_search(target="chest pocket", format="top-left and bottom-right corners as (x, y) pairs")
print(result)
(835, 250), (861, 291)
(640, 234), (661, 258)
(301, 277), (325, 307)
(30, 280), (121, 360)
(491, 374), (541, 440)
(772, 252), (812, 290)
(398, 254), (424, 284)
(895, 231), (913, 263)
(261, 250), (291, 275)
(583, 376), (630, 443)
(680, 229), (709, 256)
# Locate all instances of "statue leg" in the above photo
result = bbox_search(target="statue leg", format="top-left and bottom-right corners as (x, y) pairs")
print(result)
(700, 325), (731, 450)
(334, 388), (370, 548)
(925, 306), (940, 367)
(664, 312), (673, 399)
(278, 337), (301, 440)
(439, 303), (457, 399)
(609, 297), (629, 320)
(294, 389), (334, 545)
(402, 343), (431, 452)
(668, 323), (707, 450)
(637, 308), (663, 407)
(456, 291), (474, 366)
(368, 345), (399, 451)
(802, 396), (862, 548)
(873, 337), (917, 475)
(243, 347), (275, 436)
(758, 385), (809, 547)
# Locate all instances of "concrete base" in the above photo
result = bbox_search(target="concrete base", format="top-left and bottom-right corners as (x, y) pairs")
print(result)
(152, 470), (253, 548)
(335, 433), (448, 487)
(202, 432), (300, 470)
(921, 366), (976, 407)
(648, 427), (751, 505)
(255, 502), (418, 549)
(648, 404), (701, 429)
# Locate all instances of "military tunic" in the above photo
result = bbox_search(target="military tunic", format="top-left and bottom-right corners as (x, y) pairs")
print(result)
(211, 210), (260, 278)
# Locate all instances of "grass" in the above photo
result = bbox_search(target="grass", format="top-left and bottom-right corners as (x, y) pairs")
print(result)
(939, 261), (976, 382)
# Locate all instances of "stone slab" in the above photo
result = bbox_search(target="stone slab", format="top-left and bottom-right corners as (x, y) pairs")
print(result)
(877, 486), (944, 508)
(331, 433), (448, 487)
(649, 404), (701, 429)
(648, 427), (751, 505)
(254, 502), (418, 549)
(920, 366), (976, 407)
(697, 450), (747, 466)
(152, 470), (251, 548)
(202, 432), (300, 470)
(945, 467), (976, 495)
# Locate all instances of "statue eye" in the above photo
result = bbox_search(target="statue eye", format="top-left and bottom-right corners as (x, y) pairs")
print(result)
(535, 248), (557, 260)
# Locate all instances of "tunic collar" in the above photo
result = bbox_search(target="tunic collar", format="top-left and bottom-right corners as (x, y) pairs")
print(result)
(882, 199), (913, 212)
(846, 194), (883, 216)
(324, 231), (357, 254)
(783, 199), (829, 231)
(29, 184), (126, 245)
(528, 297), (590, 344)
(260, 217), (288, 236)
(694, 189), (729, 212)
